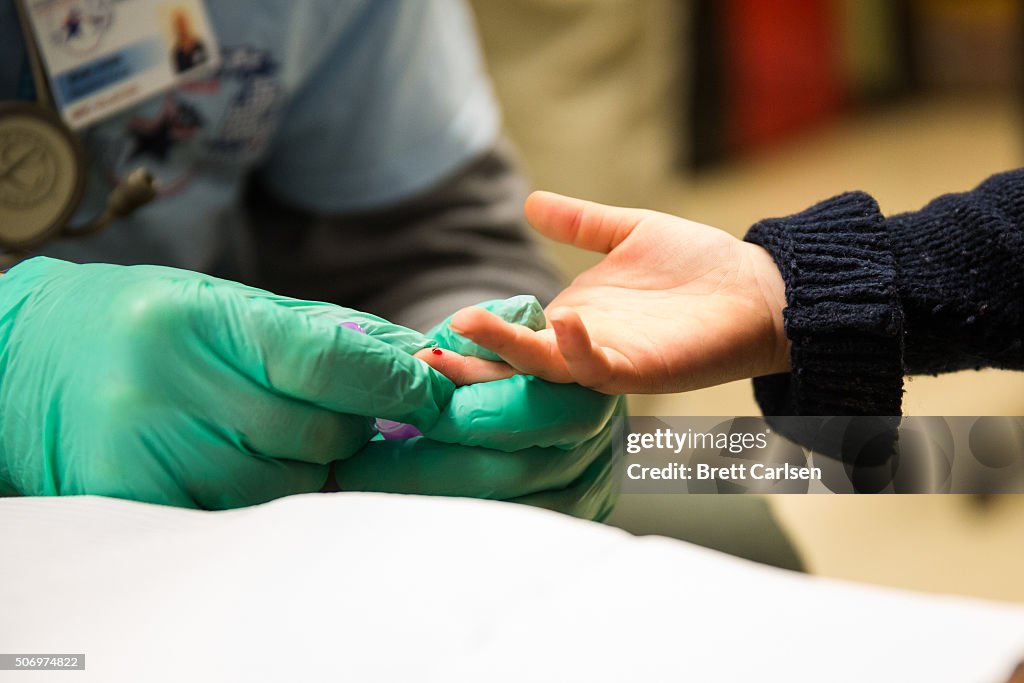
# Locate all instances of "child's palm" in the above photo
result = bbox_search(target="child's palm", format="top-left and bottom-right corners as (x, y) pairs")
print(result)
(450, 193), (789, 394)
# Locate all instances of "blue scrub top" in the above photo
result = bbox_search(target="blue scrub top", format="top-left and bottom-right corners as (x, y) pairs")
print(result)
(0, 0), (500, 269)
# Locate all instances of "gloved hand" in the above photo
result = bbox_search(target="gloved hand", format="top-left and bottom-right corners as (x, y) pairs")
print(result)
(334, 296), (624, 521)
(0, 257), (454, 509)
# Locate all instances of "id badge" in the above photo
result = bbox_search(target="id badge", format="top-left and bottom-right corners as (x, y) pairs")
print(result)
(20, 0), (221, 129)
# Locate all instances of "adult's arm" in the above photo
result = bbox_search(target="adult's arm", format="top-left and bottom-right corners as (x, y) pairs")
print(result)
(242, 140), (563, 331)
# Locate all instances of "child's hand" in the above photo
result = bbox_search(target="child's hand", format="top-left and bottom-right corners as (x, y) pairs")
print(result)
(446, 191), (791, 395)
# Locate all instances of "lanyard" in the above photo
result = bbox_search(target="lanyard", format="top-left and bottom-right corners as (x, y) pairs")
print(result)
(12, 0), (52, 109)
(17, 59), (37, 103)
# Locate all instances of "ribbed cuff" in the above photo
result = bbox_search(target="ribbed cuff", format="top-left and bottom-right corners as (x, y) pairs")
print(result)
(744, 192), (904, 416)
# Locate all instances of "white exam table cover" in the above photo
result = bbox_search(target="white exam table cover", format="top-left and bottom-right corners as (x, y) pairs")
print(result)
(1, 493), (1022, 682)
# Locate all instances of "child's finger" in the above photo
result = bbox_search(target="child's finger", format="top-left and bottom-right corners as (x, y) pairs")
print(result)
(524, 191), (650, 254)
(414, 347), (518, 387)
(550, 307), (635, 395)
(450, 306), (573, 382)
(549, 308), (612, 387)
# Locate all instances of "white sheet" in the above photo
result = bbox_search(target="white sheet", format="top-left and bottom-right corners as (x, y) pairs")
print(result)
(1, 493), (1022, 682)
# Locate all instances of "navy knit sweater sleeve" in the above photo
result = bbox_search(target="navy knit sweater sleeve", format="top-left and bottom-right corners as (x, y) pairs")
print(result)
(744, 168), (1024, 416)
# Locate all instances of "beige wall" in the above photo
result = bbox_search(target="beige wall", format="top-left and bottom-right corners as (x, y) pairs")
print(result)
(471, 0), (687, 279)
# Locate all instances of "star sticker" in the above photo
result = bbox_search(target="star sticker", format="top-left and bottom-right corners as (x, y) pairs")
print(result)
(126, 98), (204, 163)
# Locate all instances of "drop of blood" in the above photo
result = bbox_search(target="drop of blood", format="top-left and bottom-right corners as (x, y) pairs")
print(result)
(432, 348), (443, 356)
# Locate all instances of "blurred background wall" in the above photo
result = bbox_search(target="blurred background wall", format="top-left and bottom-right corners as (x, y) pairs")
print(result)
(470, 0), (1024, 601)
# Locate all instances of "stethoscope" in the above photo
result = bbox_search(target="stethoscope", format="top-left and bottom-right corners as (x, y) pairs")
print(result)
(0, 0), (157, 267)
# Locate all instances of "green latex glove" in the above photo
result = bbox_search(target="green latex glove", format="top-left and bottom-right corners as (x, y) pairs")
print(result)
(0, 257), (455, 509)
(335, 296), (624, 521)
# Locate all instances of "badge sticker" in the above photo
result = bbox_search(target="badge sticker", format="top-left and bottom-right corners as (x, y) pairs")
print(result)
(21, 0), (221, 129)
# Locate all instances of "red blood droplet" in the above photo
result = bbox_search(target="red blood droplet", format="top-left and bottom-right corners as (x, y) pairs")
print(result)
(432, 348), (443, 356)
